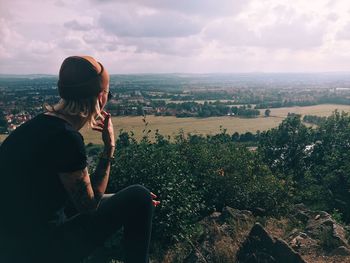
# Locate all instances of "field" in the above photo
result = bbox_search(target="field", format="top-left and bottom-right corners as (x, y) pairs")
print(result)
(1, 104), (350, 145)
(160, 99), (238, 104)
(80, 104), (350, 144)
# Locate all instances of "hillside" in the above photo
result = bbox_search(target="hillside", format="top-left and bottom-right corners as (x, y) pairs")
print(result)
(81, 111), (350, 262)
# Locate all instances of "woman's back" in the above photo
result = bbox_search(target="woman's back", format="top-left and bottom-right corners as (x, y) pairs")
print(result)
(0, 113), (87, 234)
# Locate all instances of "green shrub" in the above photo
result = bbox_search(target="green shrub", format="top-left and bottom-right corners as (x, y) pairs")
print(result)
(107, 130), (290, 252)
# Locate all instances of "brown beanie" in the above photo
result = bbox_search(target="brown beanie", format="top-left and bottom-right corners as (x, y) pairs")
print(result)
(57, 56), (103, 100)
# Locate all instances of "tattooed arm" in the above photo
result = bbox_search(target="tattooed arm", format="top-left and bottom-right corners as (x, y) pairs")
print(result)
(90, 146), (115, 202)
(58, 147), (115, 213)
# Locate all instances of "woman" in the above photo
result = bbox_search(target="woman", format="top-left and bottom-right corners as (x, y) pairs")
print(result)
(0, 56), (159, 263)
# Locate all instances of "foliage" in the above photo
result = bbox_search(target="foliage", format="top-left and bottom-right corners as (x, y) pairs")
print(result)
(86, 110), (350, 260)
(106, 129), (289, 250)
(258, 114), (313, 181)
(0, 111), (8, 133)
(109, 131), (202, 245)
(258, 111), (350, 222)
(303, 114), (327, 125)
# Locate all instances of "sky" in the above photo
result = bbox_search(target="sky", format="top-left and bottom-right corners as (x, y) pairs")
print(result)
(1, 0), (350, 74)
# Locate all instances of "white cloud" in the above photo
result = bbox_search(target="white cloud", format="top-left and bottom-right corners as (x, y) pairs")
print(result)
(336, 22), (350, 40)
(94, 0), (248, 17)
(64, 20), (94, 31)
(204, 7), (325, 50)
(99, 11), (202, 38)
(327, 12), (339, 21)
(0, 0), (350, 73)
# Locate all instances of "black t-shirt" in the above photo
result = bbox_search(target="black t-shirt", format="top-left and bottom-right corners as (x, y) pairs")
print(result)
(0, 112), (87, 234)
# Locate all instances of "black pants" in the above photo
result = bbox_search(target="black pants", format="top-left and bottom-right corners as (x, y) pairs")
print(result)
(37, 184), (154, 263)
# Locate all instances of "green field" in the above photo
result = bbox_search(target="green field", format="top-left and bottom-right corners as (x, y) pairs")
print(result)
(1, 104), (350, 145)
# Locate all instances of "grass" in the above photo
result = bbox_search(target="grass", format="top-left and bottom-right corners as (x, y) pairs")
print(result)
(0, 134), (7, 142)
(1, 104), (350, 145)
(80, 114), (282, 144)
(81, 104), (350, 144)
(263, 104), (350, 117)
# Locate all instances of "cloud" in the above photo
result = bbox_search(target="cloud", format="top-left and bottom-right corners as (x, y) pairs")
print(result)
(327, 12), (339, 21)
(204, 8), (325, 50)
(1, 0), (350, 73)
(64, 20), (93, 31)
(336, 22), (350, 40)
(128, 36), (203, 56)
(99, 12), (202, 38)
(58, 37), (85, 50)
(54, 0), (65, 7)
(82, 30), (122, 52)
(95, 0), (249, 17)
(258, 19), (325, 49)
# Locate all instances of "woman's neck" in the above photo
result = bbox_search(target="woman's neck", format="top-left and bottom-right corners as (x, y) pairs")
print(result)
(44, 112), (87, 131)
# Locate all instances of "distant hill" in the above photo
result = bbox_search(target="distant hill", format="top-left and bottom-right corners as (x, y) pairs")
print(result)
(1, 72), (350, 91)
(0, 74), (57, 79)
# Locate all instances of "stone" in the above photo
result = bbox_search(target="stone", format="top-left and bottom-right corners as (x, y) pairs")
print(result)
(209, 212), (221, 219)
(236, 223), (306, 263)
(295, 211), (309, 223)
(183, 206), (256, 263)
(251, 207), (266, 217)
(273, 238), (306, 263)
(220, 206), (254, 223)
(306, 211), (348, 248)
(330, 246), (350, 256)
(298, 232), (307, 239)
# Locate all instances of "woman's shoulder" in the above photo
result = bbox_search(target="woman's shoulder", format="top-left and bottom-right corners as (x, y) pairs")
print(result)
(55, 127), (85, 148)
(41, 112), (84, 141)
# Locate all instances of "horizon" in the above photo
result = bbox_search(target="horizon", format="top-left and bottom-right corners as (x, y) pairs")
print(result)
(1, 71), (350, 77)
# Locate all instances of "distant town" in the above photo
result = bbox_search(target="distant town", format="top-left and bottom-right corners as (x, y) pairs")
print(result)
(1, 73), (350, 134)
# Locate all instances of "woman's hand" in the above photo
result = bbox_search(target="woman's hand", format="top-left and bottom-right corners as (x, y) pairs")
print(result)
(151, 192), (160, 207)
(92, 110), (115, 149)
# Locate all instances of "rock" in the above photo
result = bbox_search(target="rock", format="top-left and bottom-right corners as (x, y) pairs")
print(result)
(290, 235), (304, 249)
(236, 223), (306, 263)
(273, 238), (306, 263)
(209, 211), (221, 219)
(184, 251), (206, 263)
(183, 207), (255, 263)
(288, 232), (319, 255)
(288, 229), (300, 240)
(251, 207), (266, 217)
(305, 211), (349, 248)
(249, 223), (275, 246)
(220, 206), (253, 223)
(295, 211), (309, 223)
(330, 246), (350, 256)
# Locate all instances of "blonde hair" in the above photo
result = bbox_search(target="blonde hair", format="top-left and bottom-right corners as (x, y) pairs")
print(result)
(44, 55), (108, 129)
(43, 97), (103, 129)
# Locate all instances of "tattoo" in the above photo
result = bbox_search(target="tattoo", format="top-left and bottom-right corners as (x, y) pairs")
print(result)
(70, 178), (96, 212)
(91, 157), (110, 190)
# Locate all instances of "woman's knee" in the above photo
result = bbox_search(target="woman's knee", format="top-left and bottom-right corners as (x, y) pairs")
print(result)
(126, 184), (152, 206)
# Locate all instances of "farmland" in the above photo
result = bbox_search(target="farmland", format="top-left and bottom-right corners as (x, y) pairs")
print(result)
(80, 104), (350, 144)
(1, 104), (350, 145)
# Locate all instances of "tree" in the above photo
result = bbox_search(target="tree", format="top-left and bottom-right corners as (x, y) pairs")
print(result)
(0, 111), (8, 133)
(264, 109), (271, 117)
(258, 115), (313, 181)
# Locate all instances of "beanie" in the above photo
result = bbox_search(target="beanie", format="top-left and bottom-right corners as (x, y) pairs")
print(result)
(57, 56), (104, 100)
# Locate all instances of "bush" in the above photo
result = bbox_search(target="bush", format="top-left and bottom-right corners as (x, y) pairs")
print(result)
(106, 130), (291, 252)
(109, 132), (203, 246)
